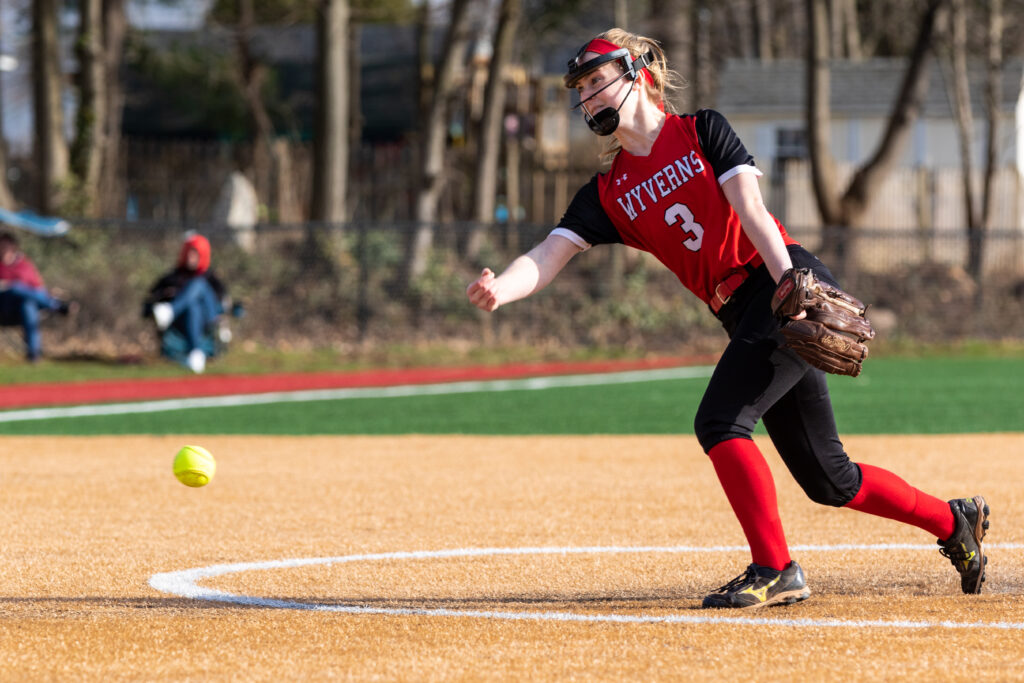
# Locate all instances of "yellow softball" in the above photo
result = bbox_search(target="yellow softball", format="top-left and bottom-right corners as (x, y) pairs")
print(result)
(173, 445), (216, 488)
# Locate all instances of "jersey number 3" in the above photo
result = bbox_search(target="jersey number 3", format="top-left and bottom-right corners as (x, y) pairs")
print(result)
(665, 203), (703, 252)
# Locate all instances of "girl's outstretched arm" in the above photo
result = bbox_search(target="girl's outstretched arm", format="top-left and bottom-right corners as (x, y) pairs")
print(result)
(466, 234), (582, 312)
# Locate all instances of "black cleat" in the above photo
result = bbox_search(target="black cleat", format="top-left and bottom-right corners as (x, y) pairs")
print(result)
(701, 560), (811, 609)
(938, 495), (990, 594)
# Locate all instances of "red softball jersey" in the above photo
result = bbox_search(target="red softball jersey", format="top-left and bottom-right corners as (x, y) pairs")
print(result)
(553, 109), (797, 307)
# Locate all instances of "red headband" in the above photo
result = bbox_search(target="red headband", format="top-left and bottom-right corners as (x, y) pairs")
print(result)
(583, 38), (653, 86)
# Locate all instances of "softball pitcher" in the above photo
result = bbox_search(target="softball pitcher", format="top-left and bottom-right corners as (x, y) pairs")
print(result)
(466, 28), (989, 608)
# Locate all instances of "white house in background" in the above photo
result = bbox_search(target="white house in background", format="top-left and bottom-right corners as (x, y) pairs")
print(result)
(715, 58), (1024, 243)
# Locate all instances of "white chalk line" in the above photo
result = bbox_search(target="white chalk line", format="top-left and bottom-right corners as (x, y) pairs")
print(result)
(149, 543), (1024, 630)
(0, 365), (713, 423)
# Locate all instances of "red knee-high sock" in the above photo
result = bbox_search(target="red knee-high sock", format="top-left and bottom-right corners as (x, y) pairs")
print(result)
(707, 439), (790, 571)
(844, 463), (955, 540)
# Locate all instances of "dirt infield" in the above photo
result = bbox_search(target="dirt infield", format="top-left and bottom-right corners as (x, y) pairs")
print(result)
(2, 434), (1023, 680)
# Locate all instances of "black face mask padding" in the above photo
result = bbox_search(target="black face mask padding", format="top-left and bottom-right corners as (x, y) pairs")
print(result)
(583, 79), (635, 136)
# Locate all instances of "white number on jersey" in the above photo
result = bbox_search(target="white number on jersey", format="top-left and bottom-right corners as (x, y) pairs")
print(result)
(664, 202), (704, 252)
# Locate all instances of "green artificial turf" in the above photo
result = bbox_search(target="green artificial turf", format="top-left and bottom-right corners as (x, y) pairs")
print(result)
(2, 357), (1021, 436)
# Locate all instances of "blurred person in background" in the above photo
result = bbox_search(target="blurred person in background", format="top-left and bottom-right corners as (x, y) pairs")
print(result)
(0, 231), (76, 362)
(467, 28), (989, 609)
(144, 232), (237, 374)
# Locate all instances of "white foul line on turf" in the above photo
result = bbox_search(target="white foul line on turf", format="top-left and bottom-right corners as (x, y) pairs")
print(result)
(149, 543), (1024, 630)
(0, 365), (713, 423)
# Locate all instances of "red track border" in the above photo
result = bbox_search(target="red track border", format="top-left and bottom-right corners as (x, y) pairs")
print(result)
(0, 356), (715, 410)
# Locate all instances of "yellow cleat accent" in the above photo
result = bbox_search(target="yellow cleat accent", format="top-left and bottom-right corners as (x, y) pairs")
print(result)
(959, 543), (975, 570)
(740, 575), (780, 603)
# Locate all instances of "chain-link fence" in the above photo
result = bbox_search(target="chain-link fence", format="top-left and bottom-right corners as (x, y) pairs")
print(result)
(6, 220), (1024, 361)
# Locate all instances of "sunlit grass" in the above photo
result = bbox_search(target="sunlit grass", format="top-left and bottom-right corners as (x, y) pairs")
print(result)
(3, 355), (1021, 436)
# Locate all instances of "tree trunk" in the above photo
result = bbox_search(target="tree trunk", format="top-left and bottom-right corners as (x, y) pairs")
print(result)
(406, 0), (473, 281)
(0, 8), (14, 209)
(806, 0), (841, 225)
(752, 0), (773, 61)
(274, 139), (301, 223)
(725, 1), (753, 59)
(945, 0), (979, 275)
(504, 131), (520, 252)
(691, 0), (713, 108)
(310, 0), (349, 223)
(646, 0), (693, 111)
(466, 0), (520, 260)
(32, 0), (69, 214)
(0, 126), (12, 207)
(98, 0), (126, 219)
(415, 1), (432, 127)
(348, 18), (362, 218)
(842, 0), (947, 220)
(979, 0), (1003, 279)
(236, 0), (275, 212)
(828, 0), (841, 57)
(831, 0), (862, 59)
(806, 0), (949, 275)
(71, 0), (106, 216)
(614, 0), (628, 28)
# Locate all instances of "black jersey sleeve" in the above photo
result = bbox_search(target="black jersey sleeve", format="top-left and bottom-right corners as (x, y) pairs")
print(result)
(555, 175), (623, 246)
(695, 109), (757, 181)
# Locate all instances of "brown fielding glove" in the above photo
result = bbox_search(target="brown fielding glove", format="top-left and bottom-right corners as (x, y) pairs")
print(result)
(771, 268), (876, 377)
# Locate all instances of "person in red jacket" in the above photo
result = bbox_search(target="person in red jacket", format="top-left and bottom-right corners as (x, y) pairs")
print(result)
(0, 231), (75, 361)
(466, 28), (989, 608)
(143, 233), (232, 373)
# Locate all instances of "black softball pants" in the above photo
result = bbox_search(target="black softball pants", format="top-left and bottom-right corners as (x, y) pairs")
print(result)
(693, 246), (862, 507)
